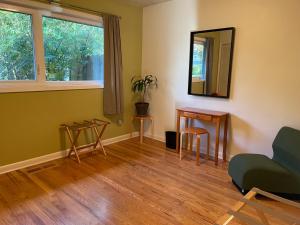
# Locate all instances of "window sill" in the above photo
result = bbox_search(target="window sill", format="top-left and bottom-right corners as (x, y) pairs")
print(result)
(0, 81), (104, 93)
(192, 78), (205, 83)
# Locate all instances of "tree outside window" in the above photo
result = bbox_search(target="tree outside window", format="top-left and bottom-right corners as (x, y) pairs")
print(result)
(192, 42), (205, 80)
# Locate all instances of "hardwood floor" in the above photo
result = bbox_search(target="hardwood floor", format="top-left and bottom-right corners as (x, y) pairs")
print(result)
(0, 138), (296, 225)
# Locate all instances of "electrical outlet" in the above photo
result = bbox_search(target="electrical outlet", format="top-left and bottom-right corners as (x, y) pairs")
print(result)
(117, 119), (123, 126)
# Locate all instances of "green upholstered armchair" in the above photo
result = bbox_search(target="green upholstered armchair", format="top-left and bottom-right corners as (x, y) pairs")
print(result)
(228, 127), (300, 197)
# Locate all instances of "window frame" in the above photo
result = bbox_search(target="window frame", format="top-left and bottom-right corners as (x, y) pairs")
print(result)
(0, 1), (104, 93)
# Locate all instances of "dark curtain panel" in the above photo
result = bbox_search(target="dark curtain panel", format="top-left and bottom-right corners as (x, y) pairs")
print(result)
(204, 38), (214, 94)
(103, 15), (124, 115)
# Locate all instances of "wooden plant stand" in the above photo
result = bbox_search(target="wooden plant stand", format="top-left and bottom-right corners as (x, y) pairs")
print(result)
(132, 115), (154, 143)
(61, 119), (110, 163)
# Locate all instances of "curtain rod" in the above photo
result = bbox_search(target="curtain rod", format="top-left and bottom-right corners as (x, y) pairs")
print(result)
(33, 0), (122, 19)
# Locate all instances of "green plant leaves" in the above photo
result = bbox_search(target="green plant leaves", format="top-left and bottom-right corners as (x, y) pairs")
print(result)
(131, 75), (158, 102)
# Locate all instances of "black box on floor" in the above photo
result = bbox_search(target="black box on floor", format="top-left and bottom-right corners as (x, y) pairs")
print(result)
(165, 131), (177, 150)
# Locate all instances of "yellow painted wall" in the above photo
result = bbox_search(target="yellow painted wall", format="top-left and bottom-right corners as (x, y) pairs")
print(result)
(0, 0), (143, 166)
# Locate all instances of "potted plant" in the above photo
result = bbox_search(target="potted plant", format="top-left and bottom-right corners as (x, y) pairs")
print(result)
(131, 75), (158, 116)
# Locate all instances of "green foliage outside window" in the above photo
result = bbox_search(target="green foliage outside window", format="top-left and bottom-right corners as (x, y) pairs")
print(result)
(43, 17), (104, 81)
(192, 43), (205, 79)
(0, 9), (104, 81)
(0, 10), (35, 80)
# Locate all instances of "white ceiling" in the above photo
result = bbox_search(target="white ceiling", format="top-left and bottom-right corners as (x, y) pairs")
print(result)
(121, 0), (171, 7)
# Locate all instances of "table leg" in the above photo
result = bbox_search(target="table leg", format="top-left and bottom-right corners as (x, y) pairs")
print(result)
(189, 134), (194, 152)
(215, 118), (221, 165)
(180, 132), (184, 160)
(189, 119), (194, 152)
(140, 118), (144, 144)
(223, 115), (229, 162)
(207, 132), (210, 160)
(185, 117), (189, 149)
(176, 112), (180, 152)
(151, 117), (154, 138)
(196, 135), (200, 165)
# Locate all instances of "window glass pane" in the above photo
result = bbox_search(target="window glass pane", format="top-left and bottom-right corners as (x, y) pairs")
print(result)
(43, 17), (104, 81)
(0, 9), (35, 80)
(192, 42), (205, 79)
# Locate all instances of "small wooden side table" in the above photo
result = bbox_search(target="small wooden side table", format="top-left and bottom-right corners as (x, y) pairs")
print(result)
(132, 115), (154, 143)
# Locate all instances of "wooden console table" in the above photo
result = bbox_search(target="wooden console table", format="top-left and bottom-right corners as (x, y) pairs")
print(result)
(176, 107), (229, 165)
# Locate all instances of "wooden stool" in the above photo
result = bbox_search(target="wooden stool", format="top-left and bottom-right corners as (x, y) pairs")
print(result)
(179, 127), (210, 165)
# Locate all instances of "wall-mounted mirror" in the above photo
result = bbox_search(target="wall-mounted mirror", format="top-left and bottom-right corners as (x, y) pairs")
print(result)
(188, 27), (235, 98)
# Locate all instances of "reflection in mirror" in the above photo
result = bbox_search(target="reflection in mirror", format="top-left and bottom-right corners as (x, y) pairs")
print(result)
(188, 27), (235, 98)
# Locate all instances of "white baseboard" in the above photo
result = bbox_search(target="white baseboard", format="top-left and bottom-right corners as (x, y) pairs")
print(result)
(0, 151), (67, 175)
(144, 133), (165, 142)
(0, 132), (232, 175)
(0, 132), (139, 175)
(102, 132), (139, 145)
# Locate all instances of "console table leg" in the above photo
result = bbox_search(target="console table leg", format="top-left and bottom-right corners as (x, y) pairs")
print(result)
(215, 118), (221, 165)
(223, 115), (228, 162)
(185, 117), (189, 149)
(176, 112), (180, 153)
(189, 119), (194, 151)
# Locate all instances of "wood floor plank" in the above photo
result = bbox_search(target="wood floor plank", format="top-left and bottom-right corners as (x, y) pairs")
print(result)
(82, 152), (230, 222)
(0, 137), (297, 225)
(80, 157), (211, 224)
(105, 141), (240, 201)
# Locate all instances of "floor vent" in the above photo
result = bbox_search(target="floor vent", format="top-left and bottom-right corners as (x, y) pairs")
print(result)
(25, 163), (57, 174)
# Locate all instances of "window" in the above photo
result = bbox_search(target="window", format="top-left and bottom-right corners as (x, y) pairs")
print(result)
(0, 2), (103, 93)
(43, 17), (104, 81)
(0, 9), (35, 80)
(192, 41), (206, 81)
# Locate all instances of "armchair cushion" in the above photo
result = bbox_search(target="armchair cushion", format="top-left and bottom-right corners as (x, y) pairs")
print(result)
(229, 154), (300, 194)
(272, 127), (300, 175)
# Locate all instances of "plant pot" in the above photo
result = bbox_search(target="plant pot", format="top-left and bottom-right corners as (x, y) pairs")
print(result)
(135, 102), (149, 116)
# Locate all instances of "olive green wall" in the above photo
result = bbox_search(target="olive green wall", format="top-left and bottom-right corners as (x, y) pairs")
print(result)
(0, 0), (143, 166)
